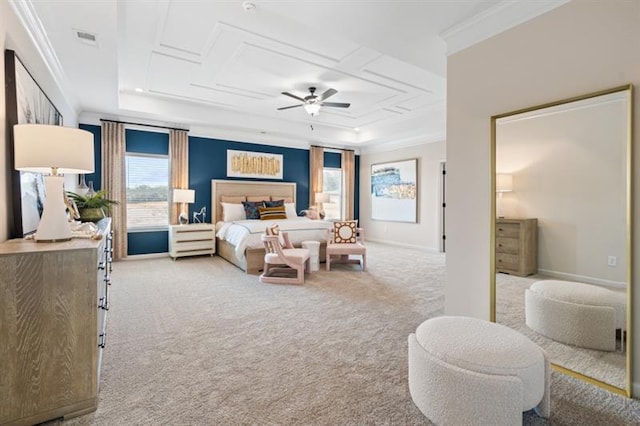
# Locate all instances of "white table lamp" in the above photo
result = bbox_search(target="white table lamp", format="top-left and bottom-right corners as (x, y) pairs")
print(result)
(173, 188), (195, 224)
(14, 124), (94, 242)
(496, 174), (513, 219)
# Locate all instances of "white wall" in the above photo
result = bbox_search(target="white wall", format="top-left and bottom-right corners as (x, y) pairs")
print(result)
(445, 0), (640, 392)
(498, 96), (627, 286)
(359, 141), (445, 250)
(0, 2), (77, 242)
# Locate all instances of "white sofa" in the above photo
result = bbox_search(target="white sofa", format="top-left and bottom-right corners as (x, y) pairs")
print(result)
(525, 280), (626, 351)
(408, 316), (550, 426)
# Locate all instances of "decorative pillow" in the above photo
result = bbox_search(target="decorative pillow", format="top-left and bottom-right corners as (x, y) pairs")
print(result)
(221, 195), (246, 204)
(221, 202), (246, 222)
(247, 195), (270, 202)
(258, 206), (287, 220)
(333, 220), (358, 243)
(242, 201), (263, 220)
(284, 203), (297, 219)
(264, 199), (285, 208)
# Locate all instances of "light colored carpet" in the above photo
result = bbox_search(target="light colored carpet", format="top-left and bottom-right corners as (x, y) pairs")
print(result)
(496, 273), (626, 390)
(47, 243), (638, 425)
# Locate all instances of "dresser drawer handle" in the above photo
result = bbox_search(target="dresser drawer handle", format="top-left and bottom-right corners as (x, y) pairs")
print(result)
(498, 243), (502, 247)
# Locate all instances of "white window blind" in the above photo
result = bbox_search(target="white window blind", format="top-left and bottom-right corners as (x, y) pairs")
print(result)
(125, 153), (169, 229)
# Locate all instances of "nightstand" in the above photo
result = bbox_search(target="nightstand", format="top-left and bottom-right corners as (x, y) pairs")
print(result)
(169, 223), (215, 259)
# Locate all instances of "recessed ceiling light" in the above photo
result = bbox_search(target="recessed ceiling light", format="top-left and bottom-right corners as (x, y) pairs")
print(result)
(135, 88), (144, 93)
(354, 127), (360, 132)
(242, 1), (256, 12)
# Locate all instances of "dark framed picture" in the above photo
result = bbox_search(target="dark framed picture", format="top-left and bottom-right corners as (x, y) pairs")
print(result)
(5, 49), (63, 238)
(371, 158), (418, 223)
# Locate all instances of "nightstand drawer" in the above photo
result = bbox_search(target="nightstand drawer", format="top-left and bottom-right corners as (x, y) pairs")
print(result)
(496, 237), (519, 254)
(173, 229), (215, 241)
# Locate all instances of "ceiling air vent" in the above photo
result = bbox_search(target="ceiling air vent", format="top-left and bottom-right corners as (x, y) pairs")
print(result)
(74, 29), (98, 46)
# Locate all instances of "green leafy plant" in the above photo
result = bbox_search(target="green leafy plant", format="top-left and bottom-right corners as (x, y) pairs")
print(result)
(67, 190), (118, 212)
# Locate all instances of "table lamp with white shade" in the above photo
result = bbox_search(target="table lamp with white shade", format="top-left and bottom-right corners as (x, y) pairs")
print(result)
(496, 173), (513, 219)
(173, 188), (195, 224)
(13, 124), (94, 242)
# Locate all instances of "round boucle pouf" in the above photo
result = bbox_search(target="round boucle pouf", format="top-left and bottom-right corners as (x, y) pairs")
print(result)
(408, 316), (549, 426)
(525, 280), (626, 351)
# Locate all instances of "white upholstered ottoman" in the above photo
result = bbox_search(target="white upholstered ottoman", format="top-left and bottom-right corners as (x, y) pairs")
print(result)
(408, 316), (550, 426)
(525, 280), (626, 351)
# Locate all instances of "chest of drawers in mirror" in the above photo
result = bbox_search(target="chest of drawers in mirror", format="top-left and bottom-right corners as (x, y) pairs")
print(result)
(496, 218), (537, 277)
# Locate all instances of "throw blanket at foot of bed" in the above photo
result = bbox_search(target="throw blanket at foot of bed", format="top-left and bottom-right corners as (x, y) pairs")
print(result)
(525, 280), (626, 351)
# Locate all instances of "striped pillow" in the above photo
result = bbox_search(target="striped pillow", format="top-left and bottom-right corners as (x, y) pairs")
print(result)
(258, 206), (287, 220)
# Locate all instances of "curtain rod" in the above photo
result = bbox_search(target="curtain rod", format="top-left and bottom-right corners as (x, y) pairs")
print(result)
(311, 144), (354, 152)
(100, 118), (189, 132)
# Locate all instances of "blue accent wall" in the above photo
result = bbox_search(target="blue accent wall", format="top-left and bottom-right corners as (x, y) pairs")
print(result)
(188, 137), (311, 219)
(79, 124), (101, 190)
(83, 123), (359, 255)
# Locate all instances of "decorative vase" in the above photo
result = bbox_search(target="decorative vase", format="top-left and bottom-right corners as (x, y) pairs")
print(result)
(79, 207), (105, 222)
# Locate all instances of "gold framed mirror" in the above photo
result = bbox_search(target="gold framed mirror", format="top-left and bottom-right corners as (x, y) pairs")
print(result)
(490, 85), (633, 397)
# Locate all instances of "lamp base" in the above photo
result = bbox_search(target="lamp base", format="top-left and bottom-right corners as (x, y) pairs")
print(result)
(34, 175), (72, 242)
(179, 213), (189, 225)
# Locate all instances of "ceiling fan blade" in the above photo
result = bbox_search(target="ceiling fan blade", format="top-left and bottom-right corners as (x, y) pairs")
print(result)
(320, 102), (350, 108)
(319, 88), (338, 101)
(277, 104), (304, 110)
(281, 92), (306, 102)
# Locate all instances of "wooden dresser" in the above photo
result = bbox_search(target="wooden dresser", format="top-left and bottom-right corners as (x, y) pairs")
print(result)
(169, 223), (215, 259)
(0, 219), (113, 426)
(496, 218), (537, 277)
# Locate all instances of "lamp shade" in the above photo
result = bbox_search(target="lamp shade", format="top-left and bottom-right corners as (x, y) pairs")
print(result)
(315, 192), (330, 203)
(14, 124), (94, 174)
(173, 188), (195, 203)
(496, 174), (513, 193)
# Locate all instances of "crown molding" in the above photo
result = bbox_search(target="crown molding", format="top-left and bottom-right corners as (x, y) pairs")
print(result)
(9, 0), (76, 109)
(440, 0), (570, 56)
(359, 131), (446, 155)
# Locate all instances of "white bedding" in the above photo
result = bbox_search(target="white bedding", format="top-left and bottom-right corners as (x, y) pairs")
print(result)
(216, 218), (332, 259)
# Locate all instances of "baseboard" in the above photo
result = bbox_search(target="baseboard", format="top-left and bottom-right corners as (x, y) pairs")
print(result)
(124, 252), (169, 260)
(537, 269), (626, 289)
(366, 238), (440, 253)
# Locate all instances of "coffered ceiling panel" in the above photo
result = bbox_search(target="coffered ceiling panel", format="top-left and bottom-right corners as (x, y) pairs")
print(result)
(22, 0), (565, 150)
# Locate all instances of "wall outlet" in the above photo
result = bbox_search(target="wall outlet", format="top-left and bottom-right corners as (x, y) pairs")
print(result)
(607, 256), (617, 267)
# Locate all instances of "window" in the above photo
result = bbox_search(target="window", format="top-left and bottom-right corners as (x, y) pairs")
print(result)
(125, 153), (169, 230)
(323, 168), (342, 220)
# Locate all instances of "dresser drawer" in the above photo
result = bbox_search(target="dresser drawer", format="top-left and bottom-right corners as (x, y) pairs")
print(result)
(496, 223), (520, 238)
(496, 252), (519, 271)
(496, 237), (519, 254)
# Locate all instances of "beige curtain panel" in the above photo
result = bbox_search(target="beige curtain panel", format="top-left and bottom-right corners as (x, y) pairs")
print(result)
(310, 146), (324, 207)
(342, 150), (355, 220)
(101, 121), (127, 260)
(169, 129), (189, 225)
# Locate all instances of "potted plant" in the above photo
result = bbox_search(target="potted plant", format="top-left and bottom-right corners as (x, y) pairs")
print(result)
(66, 190), (118, 222)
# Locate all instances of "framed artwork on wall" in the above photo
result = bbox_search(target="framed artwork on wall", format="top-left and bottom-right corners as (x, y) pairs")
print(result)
(371, 158), (418, 223)
(5, 49), (63, 238)
(227, 149), (283, 179)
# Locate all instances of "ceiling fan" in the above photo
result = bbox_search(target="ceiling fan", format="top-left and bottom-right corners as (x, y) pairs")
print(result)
(277, 87), (350, 116)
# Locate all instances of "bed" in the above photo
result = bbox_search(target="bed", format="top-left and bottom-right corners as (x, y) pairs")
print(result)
(212, 179), (330, 274)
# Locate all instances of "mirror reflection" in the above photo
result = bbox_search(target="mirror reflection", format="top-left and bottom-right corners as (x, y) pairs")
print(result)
(492, 86), (631, 394)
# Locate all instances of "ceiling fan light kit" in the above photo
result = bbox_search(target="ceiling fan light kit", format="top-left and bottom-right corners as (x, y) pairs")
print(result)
(278, 86), (350, 117)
